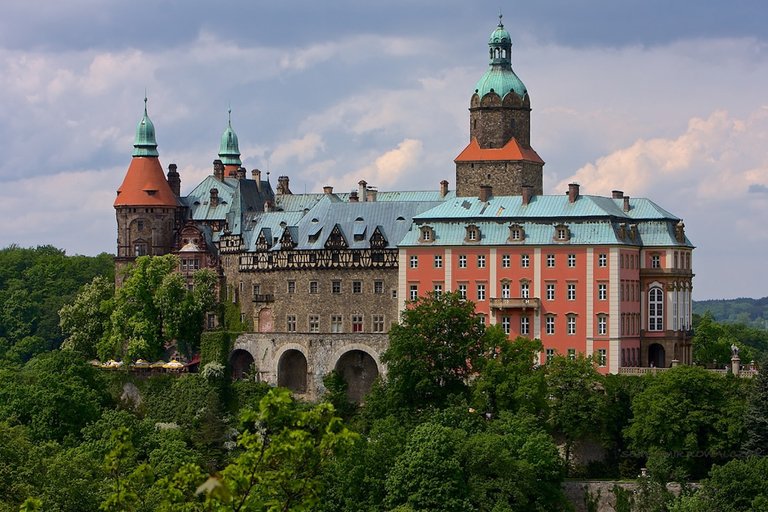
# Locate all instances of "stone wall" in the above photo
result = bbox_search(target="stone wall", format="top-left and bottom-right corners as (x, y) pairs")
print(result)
(455, 160), (543, 197)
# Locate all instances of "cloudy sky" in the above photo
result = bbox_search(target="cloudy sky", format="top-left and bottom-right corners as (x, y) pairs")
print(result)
(0, 0), (766, 299)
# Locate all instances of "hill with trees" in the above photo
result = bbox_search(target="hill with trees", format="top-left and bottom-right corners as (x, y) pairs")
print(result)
(694, 297), (768, 329)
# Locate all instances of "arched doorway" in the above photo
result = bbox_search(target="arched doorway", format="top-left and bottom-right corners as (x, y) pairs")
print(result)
(277, 349), (308, 393)
(230, 349), (255, 380)
(335, 350), (379, 403)
(648, 343), (666, 368)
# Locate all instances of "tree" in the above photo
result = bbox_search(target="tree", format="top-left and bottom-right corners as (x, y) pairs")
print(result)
(743, 356), (768, 456)
(670, 457), (768, 512)
(59, 276), (114, 358)
(103, 255), (217, 361)
(384, 422), (471, 512)
(382, 292), (487, 409)
(625, 366), (747, 480)
(544, 354), (605, 471)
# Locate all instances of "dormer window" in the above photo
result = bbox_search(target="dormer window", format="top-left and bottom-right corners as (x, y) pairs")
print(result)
(465, 225), (480, 243)
(554, 224), (571, 242)
(508, 223), (525, 242)
(419, 226), (435, 243)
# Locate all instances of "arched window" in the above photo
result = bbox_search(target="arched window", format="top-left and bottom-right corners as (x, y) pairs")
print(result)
(648, 287), (664, 331)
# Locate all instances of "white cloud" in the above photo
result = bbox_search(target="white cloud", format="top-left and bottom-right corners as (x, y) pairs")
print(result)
(270, 133), (325, 166)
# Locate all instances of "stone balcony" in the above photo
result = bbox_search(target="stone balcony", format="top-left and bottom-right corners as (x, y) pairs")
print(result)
(489, 297), (541, 311)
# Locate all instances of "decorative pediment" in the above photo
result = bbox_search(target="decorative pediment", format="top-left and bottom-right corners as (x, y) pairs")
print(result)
(370, 226), (388, 248)
(325, 224), (348, 249)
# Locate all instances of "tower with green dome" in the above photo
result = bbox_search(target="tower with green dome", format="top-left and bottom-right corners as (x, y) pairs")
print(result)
(218, 109), (242, 175)
(455, 15), (544, 197)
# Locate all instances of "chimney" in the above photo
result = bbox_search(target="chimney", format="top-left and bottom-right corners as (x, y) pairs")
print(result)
(479, 184), (492, 202)
(277, 176), (292, 195)
(568, 183), (580, 203)
(366, 188), (378, 202)
(358, 180), (368, 202)
(349, 190), (359, 202)
(323, 185), (334, 195)
(166, 163), (181, 196)
(612, 190), (624, 199)
(623, 195), (631, 212)
(209, 188), (219, 207)
(440, 180), (449, 198)
(236, 167), (246, 180)
(252, 169), (261, 191)
(522, 185), (533, 205)
(213, 159), (224, 181)
(264, 200), (273, 212)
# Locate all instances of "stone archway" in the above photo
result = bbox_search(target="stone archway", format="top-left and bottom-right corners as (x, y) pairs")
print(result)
(277, 349), (308, 393)
(334, 350), (379, 403)
(230, 349), (255, 380)
(648, 343), (666, 368)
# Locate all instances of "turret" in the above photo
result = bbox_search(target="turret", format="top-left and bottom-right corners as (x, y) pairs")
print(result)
(218, 109), (242, 175)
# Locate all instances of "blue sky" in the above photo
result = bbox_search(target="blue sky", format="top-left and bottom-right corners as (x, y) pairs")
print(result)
(0, 0), (766, 299)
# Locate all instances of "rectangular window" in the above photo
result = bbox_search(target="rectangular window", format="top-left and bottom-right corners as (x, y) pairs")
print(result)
(501, 254), (510, 268)
(477, 255), (486, 268)
(651, 255), (661, 269)
(546, 283), (555, 301)
(309, 315), (319, 333)
(374, 280), (384, 294)
(409, 284), (418, 301)
(372, 314), (385, 333)
(547, 254), (555, 268)
(287, 281), (296, 294)
(332, 280), (341, 294)
(567, 283), (576, 301)
(598, 253), (607, 267)
(598, 283), (607, 301)
(477, 283), (486, 301)
(410, 255), (418, 268)
(546, 315), (555, 335)
(287, 315), (296, 332)
(501, 316), (511, 335)
(433, 283), (443, 297)
(352, 314), (364, 332)
(331, 315), (343, 333)
(568, 348), (576, 360)
(458, 255), (467, 268)
(597, 348), (607, 367)
(597, 314), (607, 336)
(521, 254), (530, 268)
(520, 316), (530, 335)
(309, 281), (318, 294)
(252, 284), (261, 297)
(546, 348), (555, 362)
(352, 281), (362, 294)
(567, 314), (576, 335)
(434, 255), (443, 268)
(501, 282), (510, 298)
(568, 254), (576, 267)
(458, 283), (467, 300)
(520, 282), (529, 298)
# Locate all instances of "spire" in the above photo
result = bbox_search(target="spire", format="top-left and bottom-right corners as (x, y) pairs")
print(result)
(218, 108), (242, 167)
(132, 96), (159, 157)
(473, 15), (527, 100)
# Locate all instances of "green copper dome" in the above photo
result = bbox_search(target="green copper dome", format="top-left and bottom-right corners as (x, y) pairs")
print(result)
(474, 15), (528, 100)
(132, 97), (159, 157)
(218, 109), (242, 166)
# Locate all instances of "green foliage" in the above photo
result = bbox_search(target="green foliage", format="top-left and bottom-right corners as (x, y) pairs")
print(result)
(382, 292), (488, 409)
(0, 245), (113, 360)
(103, 256), (217, 361)
(222, 299), (249, 332)
(626, 365), (747, 480)
(199, 331), (234, 368)
(694, 297), (768, 330)
(59, 276), (114, 359)
(743, 356), (768, 456)
(544, 354), (605, 470)
(671, 457), (768, 512)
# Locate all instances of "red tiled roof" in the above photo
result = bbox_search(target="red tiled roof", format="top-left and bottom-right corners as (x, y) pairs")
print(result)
(114, 156), (179, 207)
(454, 137), (544, 164)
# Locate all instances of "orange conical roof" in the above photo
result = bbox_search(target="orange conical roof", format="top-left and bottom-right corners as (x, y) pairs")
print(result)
(114, 156), (179, 207)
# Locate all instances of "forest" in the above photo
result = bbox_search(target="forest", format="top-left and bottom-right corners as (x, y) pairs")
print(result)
(0, 245), (767, 511)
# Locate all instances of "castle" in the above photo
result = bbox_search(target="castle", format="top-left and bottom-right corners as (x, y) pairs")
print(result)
(114, 16), (694, 400)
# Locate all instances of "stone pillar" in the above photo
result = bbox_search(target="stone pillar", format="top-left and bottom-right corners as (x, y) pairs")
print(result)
(731, 355), (741, 376)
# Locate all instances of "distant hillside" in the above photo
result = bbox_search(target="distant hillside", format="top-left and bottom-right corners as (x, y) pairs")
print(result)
(693, 297), (768, 329)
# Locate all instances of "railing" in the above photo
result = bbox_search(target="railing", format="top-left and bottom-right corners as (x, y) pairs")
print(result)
(252, 294), (275, 302)
(618, 366), (757, 378)
(489, 297), (541, 310)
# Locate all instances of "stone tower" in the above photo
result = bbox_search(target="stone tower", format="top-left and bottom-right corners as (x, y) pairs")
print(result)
(455, 15), (544, 197)
(114, 98), (180, 277)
